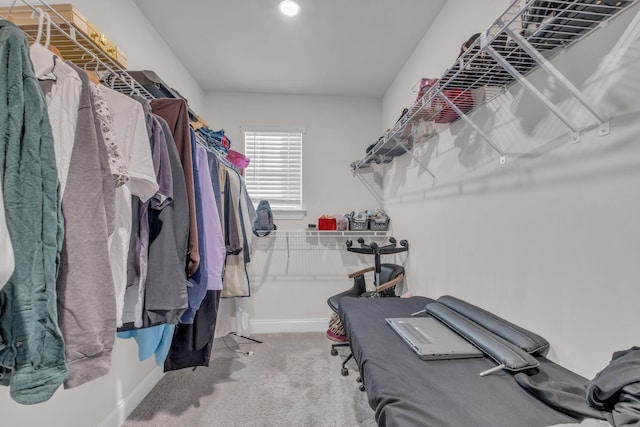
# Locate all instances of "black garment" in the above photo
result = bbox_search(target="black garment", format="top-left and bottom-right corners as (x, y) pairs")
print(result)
(515, 367), (609, 421)
(587, 347), (640, 426)
(164, 290), (221, 371)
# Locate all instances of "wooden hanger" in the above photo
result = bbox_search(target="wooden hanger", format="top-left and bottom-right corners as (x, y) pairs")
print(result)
(48, 44), (64, 59)
(86, 70), (101, 85)
(6, 0), (18, 23)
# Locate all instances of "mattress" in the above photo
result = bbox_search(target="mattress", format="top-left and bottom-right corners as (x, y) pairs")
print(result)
(339, 296), (581, 427)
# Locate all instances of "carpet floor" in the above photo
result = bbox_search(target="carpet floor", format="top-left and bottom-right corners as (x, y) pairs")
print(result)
(122, 332), (377, 427)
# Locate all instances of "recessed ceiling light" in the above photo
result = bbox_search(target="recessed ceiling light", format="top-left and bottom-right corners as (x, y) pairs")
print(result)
(279, 0), (301, 17)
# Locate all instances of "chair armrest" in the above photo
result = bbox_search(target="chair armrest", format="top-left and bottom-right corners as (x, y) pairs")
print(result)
(375, 273), (404, 293)
(348, 266), (374, 279)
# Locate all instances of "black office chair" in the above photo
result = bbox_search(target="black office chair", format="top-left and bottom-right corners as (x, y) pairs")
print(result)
(328, 237), (408, 376)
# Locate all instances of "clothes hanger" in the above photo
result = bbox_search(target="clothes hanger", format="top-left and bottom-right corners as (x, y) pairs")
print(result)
(84, 53), (101, 84)
(32, 7), (45, 45)
(106, 72), (116, 89)
(42, 11), (51, 48)
(40, 11), (65, 59)
(6, 0), (18, 23)
(128, 74), (140, 96)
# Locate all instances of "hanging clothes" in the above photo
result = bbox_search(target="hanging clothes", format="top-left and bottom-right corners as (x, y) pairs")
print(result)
(99, 85), (159, 327)
(28, 42), (81, 199)
(219, 165), (243, 256)
(243, 183), (258, 261)
(179, 134), (227, 323)
(90, 84), (129, 188)
(198, 146), (226, 292)
(150, 98), (200, 277)
(221, 165), (251, 297)
(138, 116), (190, 326)
(0, 184), (13, 290)
(0, 19), (67, 404)
(206, 150), (224, 227)
(55, 62), (116, 389)
(164, 290), (221, 372)
(121, 97), (174, 328)
(179, 129), (209, 324)
(238, 174), (255, 265)
(117, 323), (175, 367)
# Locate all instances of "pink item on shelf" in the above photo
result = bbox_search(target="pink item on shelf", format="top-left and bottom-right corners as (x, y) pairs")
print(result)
(227, 150), (250, 169)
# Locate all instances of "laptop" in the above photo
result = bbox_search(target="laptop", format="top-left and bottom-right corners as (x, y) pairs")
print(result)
(386, 317), (483, 360)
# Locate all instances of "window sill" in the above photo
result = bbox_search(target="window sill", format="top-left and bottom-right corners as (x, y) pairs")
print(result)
(273, 209), (307, 220)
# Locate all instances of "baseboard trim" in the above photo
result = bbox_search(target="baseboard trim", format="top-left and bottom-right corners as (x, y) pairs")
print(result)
(98, 365), (165, 427)
(249, 318), (329, 334)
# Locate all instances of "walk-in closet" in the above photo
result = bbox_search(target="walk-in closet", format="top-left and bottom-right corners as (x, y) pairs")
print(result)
(1, 1), (640, 426)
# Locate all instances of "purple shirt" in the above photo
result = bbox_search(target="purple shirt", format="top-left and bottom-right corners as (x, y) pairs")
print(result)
(196, 144), (225, 291)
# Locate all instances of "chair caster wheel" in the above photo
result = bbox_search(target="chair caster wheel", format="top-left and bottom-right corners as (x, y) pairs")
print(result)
(341, 368), (349, 376)
(359, 385), (366, 392)
(331, 348), (338, 356)
(356, 377), (362, 383)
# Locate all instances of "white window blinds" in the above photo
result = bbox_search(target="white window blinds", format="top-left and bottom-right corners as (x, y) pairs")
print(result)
(244, 130), (303, 210)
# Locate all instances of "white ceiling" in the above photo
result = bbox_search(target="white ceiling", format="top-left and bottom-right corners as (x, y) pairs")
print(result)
(133, 0), (446, 97)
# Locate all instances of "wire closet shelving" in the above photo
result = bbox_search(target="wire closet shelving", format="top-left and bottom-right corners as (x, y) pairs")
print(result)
(351, 0), (636, 175)
(0, 0), (155, 98)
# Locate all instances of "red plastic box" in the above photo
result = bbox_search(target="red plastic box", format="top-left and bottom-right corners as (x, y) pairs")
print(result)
(318, 216), (337, 231)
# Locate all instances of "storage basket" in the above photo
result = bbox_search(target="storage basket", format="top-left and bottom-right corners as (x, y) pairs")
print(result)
(336, 216), (349, 231)
(369, 218), (390, 231)
(349, 218), (368, 231)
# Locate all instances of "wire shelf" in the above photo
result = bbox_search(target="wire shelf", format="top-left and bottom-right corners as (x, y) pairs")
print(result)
(351, 0), (636, 171)
(0, 1), (155, 99)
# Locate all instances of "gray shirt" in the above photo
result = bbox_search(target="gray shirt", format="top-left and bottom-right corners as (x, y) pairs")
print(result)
(57, 63), (116, 389)
(142, 116), (189, 326)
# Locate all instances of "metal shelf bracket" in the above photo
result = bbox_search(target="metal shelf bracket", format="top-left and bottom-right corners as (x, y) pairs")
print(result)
(498, 24), (609, 126)
(436, 91), (506, 164)
(388, 135), (437, 179)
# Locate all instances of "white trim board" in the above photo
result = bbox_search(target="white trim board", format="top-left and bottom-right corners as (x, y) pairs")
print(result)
(98, 365), (165, 427)
(249, 318), (329, 334)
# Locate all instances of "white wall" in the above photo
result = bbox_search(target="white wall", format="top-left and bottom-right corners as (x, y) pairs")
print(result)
(205, 92), (386, 334)
(380, 1), (640, 378)
(205, 92), (382, 227)
(1, 1), (205, 426)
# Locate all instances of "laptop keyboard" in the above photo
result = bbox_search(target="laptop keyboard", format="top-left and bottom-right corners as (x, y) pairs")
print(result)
(400, 322), (431, 345)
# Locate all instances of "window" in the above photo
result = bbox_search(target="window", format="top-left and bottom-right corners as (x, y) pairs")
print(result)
(244, 129), (303, 211)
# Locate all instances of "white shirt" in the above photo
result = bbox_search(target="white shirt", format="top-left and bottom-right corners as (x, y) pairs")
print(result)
(0, 184), (15, 290)
(29, 43), (82, 199)
(101, 86), (159, 327)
